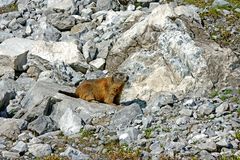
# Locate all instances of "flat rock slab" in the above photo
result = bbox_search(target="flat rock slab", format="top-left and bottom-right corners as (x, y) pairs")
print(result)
(0, 38), (84, 64)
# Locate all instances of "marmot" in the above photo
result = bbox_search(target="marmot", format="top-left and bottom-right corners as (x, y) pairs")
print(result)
(58, 72), (129, 105)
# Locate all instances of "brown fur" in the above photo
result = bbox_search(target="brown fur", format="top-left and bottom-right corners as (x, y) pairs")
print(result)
(59, 72), (128, 105)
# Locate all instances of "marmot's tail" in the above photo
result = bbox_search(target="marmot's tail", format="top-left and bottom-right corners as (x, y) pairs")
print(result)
(58, 90), (78, 98)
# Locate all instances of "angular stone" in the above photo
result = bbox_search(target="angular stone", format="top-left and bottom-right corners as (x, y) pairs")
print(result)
(11, 141), (28, 154)
(216, 102), (229, 115)
(179, 108), (193, 117)
(59, 108), (84, 136)
(1, 151), (20, 159)
(198, 103), (215, 116)
(118, 127), (140, 144)
(89, 58), (105, 70)
(110, 103), (143, 129)
(197, 140), (217, 152)
(28, 116), (57, 135)
(82, 40), (97, 62)
(28, 144), (52, 157)
(0, 118), (27, 140)
(60, 146), (90, 160)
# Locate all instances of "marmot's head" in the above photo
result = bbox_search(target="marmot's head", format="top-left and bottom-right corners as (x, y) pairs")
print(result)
(112, 72), (129, 83)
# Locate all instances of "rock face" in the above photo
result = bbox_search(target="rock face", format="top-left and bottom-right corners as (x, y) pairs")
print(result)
(0, 0), (239, 159)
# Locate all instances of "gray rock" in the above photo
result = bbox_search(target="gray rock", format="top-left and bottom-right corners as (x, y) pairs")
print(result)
(82, 40), (97, 62)
(60, 146), (90, 160)
(198, 103), (215, 116)
(212, 0), (229, 7)
(89, 58), (105, 70)
(110, 103), (143, 129)
(0, 79), (20, 110)
(0, 55), (14, 79)
(28, 116), (57, 135)
(31, 21), (61, 41)
(1, 151), (20, 159)
(0, 118), (27, 140)
(96, 0), (112, 11)
(216, 138), (232, 148)
(17, 96), (60, 122)
(96, 40), (111, 59)
(47, 13), (76, 31)
(216, 102), (229, 115)
(118, 127), (140, 144)
(146, 92), (177, 112)
(11, 141), (28, 154)
(176, 116), (190, 125)
(197, 140), (217, 152)
(0, 31), (13, 43)
(199, 150), (216, 160)
(150, 141), (164, 155)
(28, 144), (52, 157)
(59, 108), (84, 136)
(179, 108), (193, 117)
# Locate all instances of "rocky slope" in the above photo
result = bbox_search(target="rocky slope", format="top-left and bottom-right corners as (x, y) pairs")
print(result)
(0, 0), (239, 159)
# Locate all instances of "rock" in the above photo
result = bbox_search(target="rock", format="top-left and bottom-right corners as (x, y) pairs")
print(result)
(47, 13), (76, 31)
(197, 140), (217, 152)
(215, 102), (229, 115)
(0, 31), (13, 43)
(11, 141), (28, 154)
(150, 141), (164, 155)
(28, 116), (58, 135)
(199, 150), (216, 160)
(1, 151), (20, 159)
(28, 144), (52, 157)
(59, 108), (84, 136)
(96, 40), (111, 59)
(0, 55), (14, 78)
(176, 116), (190, 125)
(47, 0), (74, 10)
(96, 0), (112, 11)
(179, 108), (193, 117)
(31, 20), (61, 41)
(216, 138), (232, 148)
(118, 127), (140, 144)
(82, 40), (97, 62)
(60, 145), (90, 160)
(0, 79), (20, 111)
(110, 103), (143, 129)
(198, 103), (215, 116)
(0, 118), (27, 140)
(0, 0), (16, 7)
(89, 58), (105, 70)
(17, 96), (60, 121)
(146, 92), (177, 112)
(212, 0), (229, 7)
(0, 38), (84, 65)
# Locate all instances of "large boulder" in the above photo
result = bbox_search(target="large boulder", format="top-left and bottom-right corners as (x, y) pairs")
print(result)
(19, 81), (118, 135)
(103, 4), (240, 101)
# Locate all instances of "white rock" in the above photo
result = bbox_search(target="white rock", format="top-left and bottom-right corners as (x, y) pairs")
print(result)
(47, 0), (74, 10)
(0, 38), (84, 65)
(28, 144), (52, 157)
(89, 58), (105, 70)
(59, 108), (84, 136)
